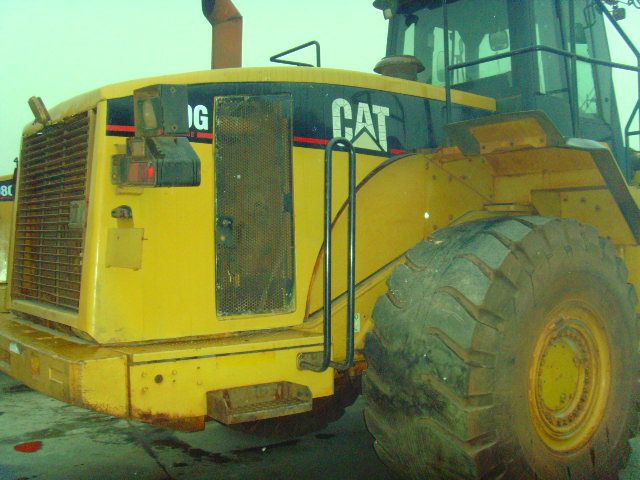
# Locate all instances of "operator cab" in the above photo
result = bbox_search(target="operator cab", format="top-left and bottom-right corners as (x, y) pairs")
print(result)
(381, 0), (639, 179)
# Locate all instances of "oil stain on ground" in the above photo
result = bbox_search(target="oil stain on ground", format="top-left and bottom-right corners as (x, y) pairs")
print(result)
(1, 428), (65, 445)
(4, 384), (31, 394)
(153, 437), (234, 464)
(232, 439), (299, 455)
(152, 436), (300, 465)
(0, 417), (133, 447)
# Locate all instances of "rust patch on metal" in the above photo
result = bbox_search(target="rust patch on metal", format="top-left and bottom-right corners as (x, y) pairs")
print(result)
(132, 409), (206, 432)
(12, 112), (90, 312)
(207, 381), (312, 424)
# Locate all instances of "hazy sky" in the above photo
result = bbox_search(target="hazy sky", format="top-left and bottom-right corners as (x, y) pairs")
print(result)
(0, 0), (385, 174)
(0, 1), (638, 175)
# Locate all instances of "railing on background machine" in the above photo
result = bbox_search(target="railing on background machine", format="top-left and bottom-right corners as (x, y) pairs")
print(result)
(442, 0), (640, 173)
(299, 138), (356, 372)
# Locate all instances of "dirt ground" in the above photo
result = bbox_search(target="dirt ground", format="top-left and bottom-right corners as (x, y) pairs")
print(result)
(0, 372), (639, 480)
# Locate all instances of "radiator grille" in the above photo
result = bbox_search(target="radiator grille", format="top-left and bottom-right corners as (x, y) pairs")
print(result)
(214, 94), (295, 316)
(11, 113), (90, 312)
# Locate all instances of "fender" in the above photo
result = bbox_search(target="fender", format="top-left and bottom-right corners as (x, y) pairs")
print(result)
(446, 110), (640, 244)
(305, 153), (427, 320)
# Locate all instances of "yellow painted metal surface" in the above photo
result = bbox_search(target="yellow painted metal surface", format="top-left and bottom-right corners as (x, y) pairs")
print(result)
(470, 117), (549, 153)
(620, 246), (640, 306)
(14, 98), (437, 344)
(16, 99), (635, 352)
(424, 154), (493, 234)
(22, 68), (494, 137)
(301, 260), (400, 363)
(307, 154), (429, 315)
(116, 329), (324, 364)
(538, 340), (581, 412)
(489, 147), (636, 245)
(488, 147), (598, 177)
(106, 227), (144, 269)
(0, 316), (128, 417)
(553, 189), (635, 245)
(529, 303), (610, 453)
(128, 346), (332, 422)
(4, 59), (640, 429)
(69, 105), (396, 343)
(313, 149), (494, 311)
(0, 313), (332, 425)
(5, 68), (494, 347)
(301, 150), (492, 362)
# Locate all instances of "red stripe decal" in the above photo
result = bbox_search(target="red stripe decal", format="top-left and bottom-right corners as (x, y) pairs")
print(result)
(294, 136), (329, 146)
(296, 136), (406, 156)
(107, 128), (404, 154)
(107, 125), (214, 140)
(107, 124), (135, 133)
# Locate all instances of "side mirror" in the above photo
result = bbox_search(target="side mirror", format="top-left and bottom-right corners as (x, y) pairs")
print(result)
(574, 23), (588, 45)
(612, 6), (626, 21)
(112, 84), (201, 187)
(372, 0), (398, 19)
(489, 31), (509, 51)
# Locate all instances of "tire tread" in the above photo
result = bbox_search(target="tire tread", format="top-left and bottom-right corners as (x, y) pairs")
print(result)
(364, 217), (639, 479)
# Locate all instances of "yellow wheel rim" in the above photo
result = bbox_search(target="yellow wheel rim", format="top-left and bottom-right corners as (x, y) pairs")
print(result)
(529, 302), (611, 453)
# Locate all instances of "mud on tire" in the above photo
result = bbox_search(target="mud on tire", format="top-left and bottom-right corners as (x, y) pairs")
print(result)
(364, 217), (639, 479)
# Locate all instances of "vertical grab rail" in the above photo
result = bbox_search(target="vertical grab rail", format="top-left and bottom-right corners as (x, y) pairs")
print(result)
(329, 138), (357, 371)
(595, 0), (640, 171)
(625, 102), (640, 151)
(299, 137), (356, 372)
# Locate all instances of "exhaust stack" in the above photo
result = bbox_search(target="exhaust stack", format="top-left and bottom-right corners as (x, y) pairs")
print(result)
(202, 0), (243, 69)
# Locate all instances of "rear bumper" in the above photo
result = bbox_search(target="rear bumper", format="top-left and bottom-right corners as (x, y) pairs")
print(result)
(0, 316), (128, 417)
(0, 314), (331, 430)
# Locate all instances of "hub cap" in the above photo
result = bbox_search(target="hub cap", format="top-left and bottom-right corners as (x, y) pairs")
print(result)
(529, 303), (610, 453)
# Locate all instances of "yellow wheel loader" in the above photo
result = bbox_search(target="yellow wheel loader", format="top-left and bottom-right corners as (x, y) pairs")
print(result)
(0, 173), (15, 307)
(1, 0), (639, 478)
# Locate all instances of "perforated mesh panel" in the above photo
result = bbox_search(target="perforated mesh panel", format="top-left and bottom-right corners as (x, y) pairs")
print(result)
(11, 113), (90, 312)
(214, 94), (295, 316)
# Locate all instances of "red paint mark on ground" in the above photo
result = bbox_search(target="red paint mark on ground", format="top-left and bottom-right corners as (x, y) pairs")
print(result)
(14, 441), (42, 453)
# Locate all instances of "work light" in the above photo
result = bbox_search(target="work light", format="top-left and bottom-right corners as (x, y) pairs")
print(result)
(112, 84), (200, 187)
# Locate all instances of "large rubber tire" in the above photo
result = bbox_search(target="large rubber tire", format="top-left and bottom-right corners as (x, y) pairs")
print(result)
(230, 373), (361, 439)
(364, 217), (639, 479)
